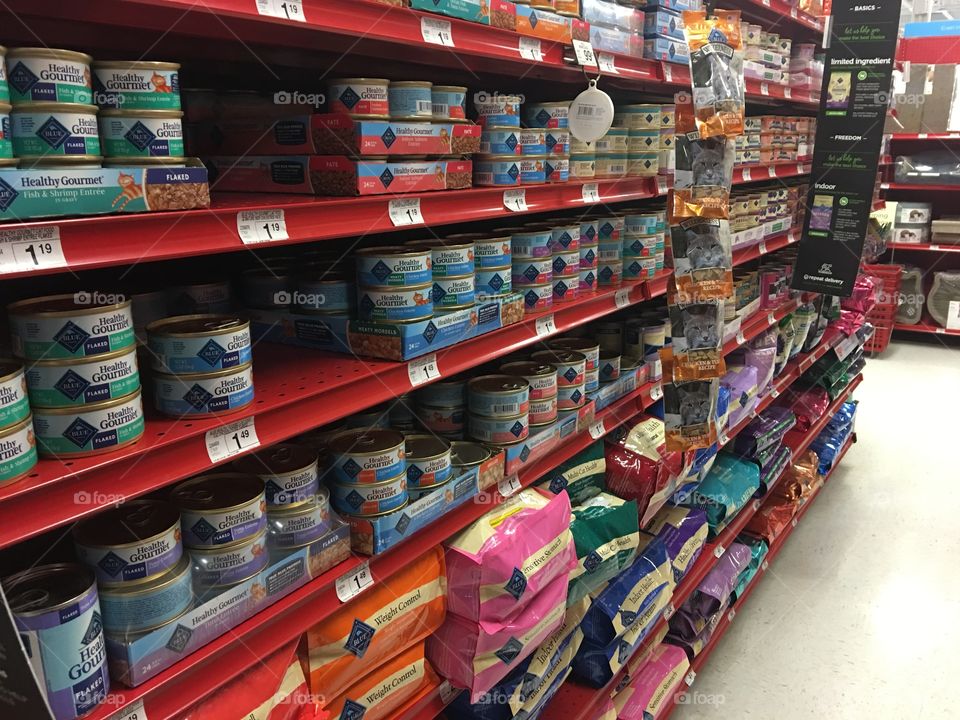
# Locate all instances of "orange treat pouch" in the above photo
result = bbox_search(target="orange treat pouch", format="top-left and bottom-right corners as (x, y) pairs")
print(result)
(683, 9), (744, 139)
(663, 379), (719, 452)
(665, 301), (726, 381)
(669, 218), (734, 302)
(671, 93), (734, 220)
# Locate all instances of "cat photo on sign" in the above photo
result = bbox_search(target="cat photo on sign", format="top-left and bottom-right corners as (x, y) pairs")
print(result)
(670, 218), (734, 302)
(663, 379), (719, 451)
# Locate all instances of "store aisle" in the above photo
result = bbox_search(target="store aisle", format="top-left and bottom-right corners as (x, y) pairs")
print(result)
(675, 340), (960, 719)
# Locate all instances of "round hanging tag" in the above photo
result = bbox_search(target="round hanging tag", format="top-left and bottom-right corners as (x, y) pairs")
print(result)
(568, 80), (615, 143)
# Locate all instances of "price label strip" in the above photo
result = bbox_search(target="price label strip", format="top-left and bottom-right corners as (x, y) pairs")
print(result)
(519, 36), (543, 61)
(206, 417), (260, 463)
(421, 17), (454, 46)
(336, 561), (374, 602)
(503, 188), (528, 212)
(408, 353), (440, 388)
(388, 198), (424, 226)
(237, 209), (289, 244)
(650, 383), (663, 401)
(0, 226), (66, 273)
(256, 0), (306, 22)
(535, 314), (557, 338)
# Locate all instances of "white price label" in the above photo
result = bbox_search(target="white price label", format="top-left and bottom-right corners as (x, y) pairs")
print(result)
(615, 288), (631, 308)
(0, 226), (66, 273)
(572, 39), (598, 67)
(438, 680), (460, 706)
(663, 63), (673, 83)
(684, 671), (696, 687)
(792, 517), (798, 528)
(767, 311), (777, 325)
(588, 420), (606, 439)
(421, 17), (454, 46)
(408, 352), (440, 387)
(753, 499), (761, 511)
(519, 36), (543, 61)
(788, 230), (797, 243)
(742, 168), (752, 182)
(761, 560), (769, 571)
(652, 358), (662, 378)
(388, 198), (424, 226)
(581, 182), (600, 204)
(656, 176), (669, 195)
(835, 333), (860, 360)
(768, 166), (777, 179)
(784, 87), (793, 99)
(650, 384), (663, 401)
(736, 330), (746, 345)
(109, 700), (147, 720)
(762, 0), (771, 5)
(499, 475), (522, 497)
(503, 188), (528, 212)
(771, 387), (780, 398)
(535, 314), (557, 338)
(796, 163), (805, 175)
(930, 244), (942, 251)
(880, 182), (890, 190)
(336, 561), (374, 602)
(206, 417), (260, 463)
(947, 300), (960, 330)
(728, 609), (737, 622)
(759, 240), (768, 254)
(719, 431), (729, 445)
(714, 544), (725, 558)
(237, 209), (288, 244)
(760, 82), (770, 95)
(790, 7), (798, 17)
(598, 52), (618, 74)
(256, 0), (306, 22)
(663, 602), (675, 620)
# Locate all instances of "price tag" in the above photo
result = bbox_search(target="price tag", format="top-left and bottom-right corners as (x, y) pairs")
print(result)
(0, 226), (66, 273)
(880, 182), (890, 190)
(736, 329), (746, 345)
(684, 671), (696, 687)
(759, 240), (768, 255)
(930, 244), (942, 251)
(768, 166), (777, 179)
(256, 0), (306, 22)
(946, 300), (960, 330)
(728, 609), (737, 622)
(663, 63), (673, 83)
(767, 311), (777, 325)
(408, 353), (440, 387)
(652, 358), (662, 378)
(388, 198), (424, 226)
(519, 36), (543, 61)
(656, 176), (669, 195)
(787, 230), (797, 243)
(421, 17), (454, 46)
(237, 209), (288, 244)
(650, 384), (663, 401)
(615, 288), (631, 308)
(784, 87), (793, 99)
(714, 544), (725, 558)
(206, 417), (260, 463)
(762, 0), (771, 5)
(760, 82), (770, 95)
(598, 52), (618, 74)
(572, 39), (598, 67)
(663, 602), (675, 620)
(761, 560), (769, 571)
(581, 183), (600, 204)
(588, 420), (606, 439)
(936, 327), (947, 334)
(791, 517), (798, 528)
(770, 387), (780, 398)
(753, 499), (761, 511)
(499, 475), (522, 497)
(535, 314), (557, 338)
(503, 188), (528, 212)
(790, 7), (798, 17)
(335, 561), (374, 602)
(834, 334), (859, 360)
(796, 163), (806, 175)
(438, 680), (460, 706)
(741, 167), (752, 182)
(109, 701), (147, 720)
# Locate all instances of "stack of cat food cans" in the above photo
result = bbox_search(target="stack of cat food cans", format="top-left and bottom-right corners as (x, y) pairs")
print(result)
(500, 360), (559, 432)
(622, 208), (667, 280)
(407, 238), (477, 316)
(508, 225), (555, 313)
(356, 246), (434, 323)
(326, 428), (409, 518)
(466, 374), (531, 447)
(578, 218), (600, 294)
(530, 348), (587, 415)
(445, 232), (513, 298)
(415, 379), (467, 439)
(596, 213), (625, 287)
(0, 357), (36, 484)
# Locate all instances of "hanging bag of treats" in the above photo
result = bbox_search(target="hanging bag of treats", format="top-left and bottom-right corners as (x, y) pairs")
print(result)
(663, 379), (719, 451)
(671, 92), (735, 220)
(669, 218), (734, 302)
(683, 9), (745, 139)
(663, 301), (726, 381)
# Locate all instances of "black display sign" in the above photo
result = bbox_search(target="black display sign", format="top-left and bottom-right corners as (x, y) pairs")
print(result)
(0, 585), (56, 719)
(791, 0), (902, 296)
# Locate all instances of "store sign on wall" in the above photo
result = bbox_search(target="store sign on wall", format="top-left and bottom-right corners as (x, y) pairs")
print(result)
(791, 0), (902, 296)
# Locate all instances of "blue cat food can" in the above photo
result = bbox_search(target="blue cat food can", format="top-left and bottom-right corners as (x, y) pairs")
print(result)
(189, 528), (269, 589)
(470, 235), (512, 267)
(153, 363), (254, 417)
(431, 85), (467, 120)
(524, 101), (569, 129)
(508, 228), (553, 259)
(417, 403), (465, 436)
(518, 155), (547, 184)
(0, 359), (29, 428)
(476, 266), (512, 295)
(623, 234), (652, 258)
(624, 213), (660, 235)
(388, 81), (433, 119)
(474, 155), (523, 186)
(356, 246), (432, 286)
(598, 241), (622, 263)
(548, 337), (600, 372)
(467, 411), (529, 444)
(432, 274), (475, 308)
(405, 434), (453, 487)
(548, 222), (579, 252)
(579, 243), (599, 269)
(552, 276), (579, 303)
(32, 390), (144, 458)
(473, 92), (521, 127)
(531, 349), (585, 387)
(579, 219), (599, 245)
(624, 257), (646, 279)
(97, 554), (193, 635)
(167, 280), (232, 315)
(545, 129), (570, 155)
(597, 260), (623, 286)
(328, 428), (406, 484)
(233, 443), (319, 507)
(599, 351), (621, 382)
(513, 257), (552, 286)
(480, 128), (535, 155)
(2, 564), (110, 720)
(415, 379), (466, 408)
(296, 274), (353, 314)
(468, 374), (530, 418)
(596, 216), (624, 242)
(555, 382), (586, 410)
(171, 472), (267, 548)
(331, 473), (408, 516)
(26, 347), (140, 408)
(411, 240), (474, 277)
(518, 129), (547, 155)
(266, 491), (333, 550)
(147, 314), (251, 374)
(523, 283), (553, 311)
(545, 156), (569, 183)
(579, 268), (597, 293)
(552, 249), (580, 278)
(357, 283), (433, 323)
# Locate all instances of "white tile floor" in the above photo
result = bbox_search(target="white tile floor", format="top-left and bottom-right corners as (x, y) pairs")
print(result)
(675, 339), (960, 719)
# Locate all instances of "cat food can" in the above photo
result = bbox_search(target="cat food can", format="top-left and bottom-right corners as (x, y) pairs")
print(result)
(473, 92), (521, 127)
(11, 102), (100, 157)
(468, 374), (530, 417)
(5, 48), (93, 104)
(522, 283), (553, 311)
(73, 500), (182, 586)
(331, 473), (408, 516)
(595, 128), (628, 154)
(147, 314), (251, 374)
(417, 404), (465, 435)
(2, 564), (109, 720)
(405, 434), (453, 487)
(627, 153), (659, 176)
(356, 246), (431, 286)
(579, 268), (597, 293)
(328, 428), (406, 484)
(545, 129), (570, 155)
(524, 101), (570, 129)
(468, 411), (529, 444)
(415, 379), (466, 408)
(545, 155), (569, 183)
(0, 359), (29, 428)
(499, 361), (557, 400)
(98, 109), (183, 157)
(614, 104), (661, 129)
(596, 216), (624, 242)
(569, 134), (593, 153)
(97, 554), (192, 635)
(407, 481), (449, 503)
(529, 393), (558, 425)
(474, 155), (523, 186)
(552, 249), (580, 278)
(597, 260), (623, 286)
(327, 78), (390, 118)
(480, 128), (523, 155)
(153, 363), (253, 418)
(240, 268), (292, 310)
(91, 61), (181, 109)
(0, 104), (11, 158)
(531, 349), (585, 387)
(470, 235), (512, 267)
(9, 294), (135, 361)
(346, 404), (391, 429)
(508, 228), (553, 259)
(598, 242), (622, 263)
(624, 213), (660, 236)
(167, 280), (232, 315)
(569, 154), (595, 179)
(431, 85), (467, 120)
(388, 81), (433, 119)
(413, 240), (474, 277)
(595, 320), (622, 354)
(584, 366), (600, 391)
(513, 256), (552, 286)
(25, 347), (140, 408)
(0, 414), (37, 484)
(517, 129), (547, 155)
(476, 266), (512, 295)
(599, 351), (621, 382)
(578, 219), (599, 245)
(623, 257), (645, 279)
(234, 443), (319, 507)
(297, 273), (353, 314)
(432, 274), (475, 308)
(519, 155), (547, 184)
(556, 382), (586, 410)
(549, 223), (580, 252)
(626, 129), (659, 153)
(579, 243), (598, 269)
(552, 276), (579, 302)
(623, 234), (652, 257)
(548, 337), (600, 371)
(171, 472), (267, 548)
(32, 390), (144, 458)
(661, 105), (675, 127)
(189, 528), (269, 589)
(451, 440), (491, 471)
(357, 283), (433, 323)
(266, 491), (333, 549)
(594, 153), (627, 179)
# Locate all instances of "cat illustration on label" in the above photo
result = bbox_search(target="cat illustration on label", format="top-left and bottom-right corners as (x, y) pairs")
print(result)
(152, 71), (174, 93)
(681, 304), (720, 349)
(677, 383), (712, 426)
(112, 171), (143, 210)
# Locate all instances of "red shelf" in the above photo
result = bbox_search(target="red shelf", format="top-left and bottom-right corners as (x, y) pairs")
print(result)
(734, 163), (812, 184)
(721, 297), (803, 356)
(888, 242), (960, 253)
(736, 0), (824, 34)
(80, 380), (661, 720)
(731, 228), (800, 266)
(894, 319), (960, 336)
(888, 132), (960, 141)
(881, 182), (960, 193)
(660, 62), (819, 106)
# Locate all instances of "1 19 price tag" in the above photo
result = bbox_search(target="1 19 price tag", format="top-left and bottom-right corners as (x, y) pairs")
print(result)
(503, 189), (528, 212)
(588, 420), (606, 440)
(650, 384), (663, 401)
(535, 314), (557, 338)
(336, 562), (374, 602)
(388, 198), (424, 226)
(237, 209), (289, 244)
(206, 417), (260, 463)
(0, 226), (66, 273)
(519, 36), (543, 61)
(408, 353), (440, 387)
(109, 700), (147, 720)
(421, 17), (454, 46)
(256, 0), (306, 22)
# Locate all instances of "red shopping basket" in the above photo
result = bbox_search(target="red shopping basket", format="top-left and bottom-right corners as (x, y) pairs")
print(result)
(860, 263), (902, 353)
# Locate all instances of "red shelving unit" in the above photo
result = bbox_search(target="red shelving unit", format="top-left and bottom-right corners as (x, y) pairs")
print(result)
(894, 319), (960, 336)
(731, 229), (800, 266)
(659, 62), (819, 106)
(735, 0), (824, 34)
(888, 242), (960, 253)
(888, 132), (960, 141)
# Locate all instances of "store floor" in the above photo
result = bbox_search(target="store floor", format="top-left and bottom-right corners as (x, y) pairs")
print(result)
(676, 339), (960, 719)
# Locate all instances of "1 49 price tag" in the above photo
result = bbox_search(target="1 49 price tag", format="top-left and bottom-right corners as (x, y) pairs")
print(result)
(388, 198), (424, 226)
(408, 353), (440, 388)
(588, 420), (606, 440)
(421, 17), (454, 46)
(498, 475), (522, 497)
(582, 182), (600, 204)
(256, 0), (306, 21)
(206, 417), (260, 463)
(503, 188), (528, 212)
(109, 700), (147, 720)
(535, 314), (557, 338)
(519, 36), (543, 61)
(237, 209), (289, 244)
(336, 562), (374, 602)
(572, 39), (597, 67)
(0, 226), (66, 273)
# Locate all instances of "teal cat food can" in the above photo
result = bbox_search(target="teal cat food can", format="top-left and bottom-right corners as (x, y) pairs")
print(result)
(0, 103), (12, 158)
(92, 61), (181, 109)
(32, 389), (144, 457)
(0, 414), (37, 484)
(153, 363), (254, 418)
(98, 109), (184, 157)
(623, 234), (651, 258)
(25, 346), (140, 408)
(11, 103), (100, 157)
(357, 283), (433, 322)
(97, 554), (192, 635)
(432, 274), (475, 308)
(5, 48), (93, 105)
(0, 359), (29, 428)
(2, 564), (110, 720)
